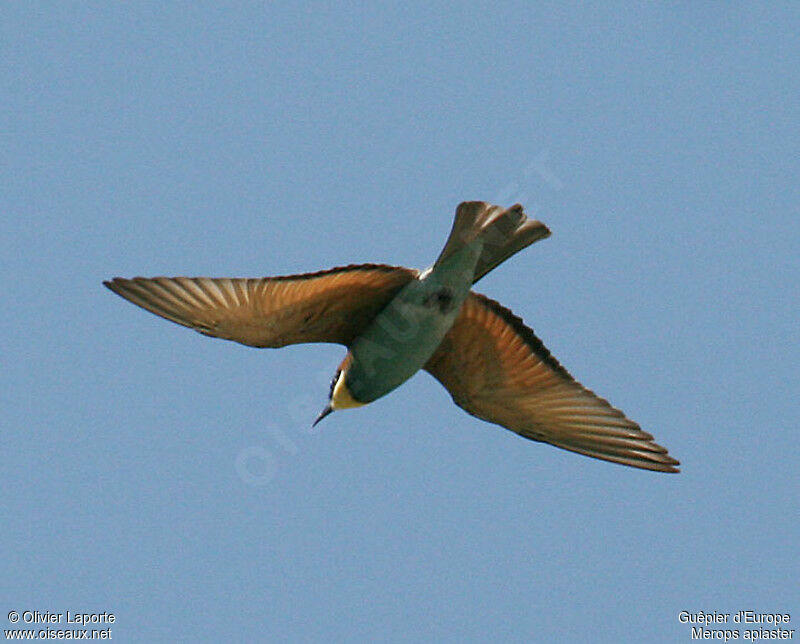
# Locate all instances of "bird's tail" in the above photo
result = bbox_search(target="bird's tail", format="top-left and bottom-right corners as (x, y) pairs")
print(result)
(434, 202), (551, 284)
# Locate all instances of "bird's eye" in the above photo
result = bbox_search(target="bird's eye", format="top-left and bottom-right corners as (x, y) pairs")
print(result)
(328, 370), (340, 398)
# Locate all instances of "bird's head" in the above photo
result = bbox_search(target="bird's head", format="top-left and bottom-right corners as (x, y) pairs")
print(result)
(312, 355), (365, 427)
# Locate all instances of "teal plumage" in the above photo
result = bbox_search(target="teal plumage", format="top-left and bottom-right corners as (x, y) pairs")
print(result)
(338, 202), (550, 406)
(345, 238), (482, 403)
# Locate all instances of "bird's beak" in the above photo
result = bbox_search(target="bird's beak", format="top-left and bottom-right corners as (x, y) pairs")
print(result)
(312, 404), (333, 427)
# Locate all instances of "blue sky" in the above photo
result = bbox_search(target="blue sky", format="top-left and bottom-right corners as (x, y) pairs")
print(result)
(3, 3), (798, 642)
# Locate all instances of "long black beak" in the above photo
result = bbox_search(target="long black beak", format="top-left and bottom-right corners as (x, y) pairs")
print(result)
(312, 404), (333, 427)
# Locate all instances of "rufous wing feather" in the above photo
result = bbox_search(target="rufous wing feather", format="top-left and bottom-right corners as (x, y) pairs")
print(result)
(105, 264), (417, 348)
(425, 292), (680, 473)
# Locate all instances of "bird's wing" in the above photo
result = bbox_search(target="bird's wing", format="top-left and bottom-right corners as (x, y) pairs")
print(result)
(104, 264), (417, 348)
(424, 292), (679, 472)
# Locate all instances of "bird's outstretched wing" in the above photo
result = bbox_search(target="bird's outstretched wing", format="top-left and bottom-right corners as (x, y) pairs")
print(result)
(424, 293), (680, 472)
(104, 264), (417, 348)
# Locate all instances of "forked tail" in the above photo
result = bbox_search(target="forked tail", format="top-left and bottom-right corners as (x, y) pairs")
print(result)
(434, 201), (551, 284)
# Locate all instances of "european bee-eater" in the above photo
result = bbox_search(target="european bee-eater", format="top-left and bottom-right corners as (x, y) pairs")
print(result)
(105, 201), (679, 473)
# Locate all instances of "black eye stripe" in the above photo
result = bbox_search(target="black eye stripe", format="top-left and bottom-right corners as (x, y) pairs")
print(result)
(328, 369), (341, 398)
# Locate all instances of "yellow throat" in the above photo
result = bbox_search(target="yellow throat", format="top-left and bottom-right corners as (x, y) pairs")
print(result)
(331, 369), (366, 410)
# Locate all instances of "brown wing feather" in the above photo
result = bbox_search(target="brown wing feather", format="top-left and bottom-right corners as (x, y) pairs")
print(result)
(105, 264), (417, 348)
(425, 292), (680, 473)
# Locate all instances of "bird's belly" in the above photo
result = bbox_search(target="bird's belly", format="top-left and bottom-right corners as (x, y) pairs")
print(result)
(346, 287), (464, 402)
(345, 245), (480, 403)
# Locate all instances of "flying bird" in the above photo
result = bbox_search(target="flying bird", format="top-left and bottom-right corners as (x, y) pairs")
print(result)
(105, 202), (679, 473)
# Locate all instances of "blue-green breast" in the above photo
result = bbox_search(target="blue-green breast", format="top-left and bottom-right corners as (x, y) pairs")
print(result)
(344, 240), (483, 403)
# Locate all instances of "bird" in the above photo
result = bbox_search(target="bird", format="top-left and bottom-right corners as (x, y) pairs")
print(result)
(104, 201), (679, 473)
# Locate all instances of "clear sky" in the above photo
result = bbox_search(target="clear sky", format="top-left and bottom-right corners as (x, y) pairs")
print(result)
(3, 3), (798, 642)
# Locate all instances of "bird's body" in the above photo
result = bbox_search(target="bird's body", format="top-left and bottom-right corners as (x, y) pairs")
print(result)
(343, 237), (480, 405)
(105, 202), (680, 473)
